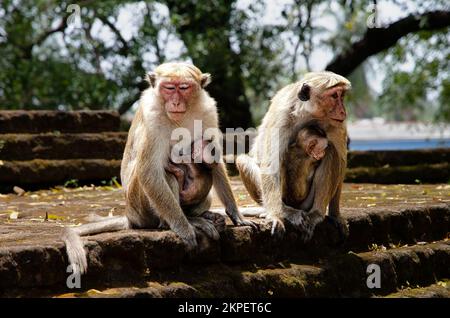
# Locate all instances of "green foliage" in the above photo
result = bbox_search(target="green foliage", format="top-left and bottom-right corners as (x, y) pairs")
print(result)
(64, 179), (79, 188)
(0, 0), (448, 124)
(0, 0), (171, 112)
(377, 32), (449, 121)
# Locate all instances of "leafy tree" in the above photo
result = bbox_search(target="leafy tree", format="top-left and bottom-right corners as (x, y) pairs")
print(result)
(0, 0), (449, 126)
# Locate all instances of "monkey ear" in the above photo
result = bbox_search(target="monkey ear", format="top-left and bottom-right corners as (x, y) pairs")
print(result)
(298, 84), (311, 101)
(146, 72), (157, 88)
(201, 73), (212, 88)
(306, 138), (318, 156)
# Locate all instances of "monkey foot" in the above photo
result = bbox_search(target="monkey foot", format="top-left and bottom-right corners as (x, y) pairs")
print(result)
(283, 205), (306, 228)
(299, 210), (324, 242)
(201, 211), (226, 233)
(326, 215), (349, 244)
(188, 216), (220, 241)
(264, 215), (286, 238)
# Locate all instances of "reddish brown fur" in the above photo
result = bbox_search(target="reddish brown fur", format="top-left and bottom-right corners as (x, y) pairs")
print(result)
(237, 71), (350, 240)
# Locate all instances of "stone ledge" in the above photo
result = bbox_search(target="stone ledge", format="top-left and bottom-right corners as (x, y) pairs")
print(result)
(345, 163), (450, 184)
(52, 241), (450, 298)
(0, 133), (127, 161)
(0, 111), (120, 133)
(0, 203), (448, 294)
(383, 281), (450, 298)
(2, 160), (449, 191)
(347, 148), (450, 168)
(0, 159), (121, 185)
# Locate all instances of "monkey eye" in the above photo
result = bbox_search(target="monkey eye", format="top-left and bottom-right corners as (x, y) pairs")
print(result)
(179, 84), (190, 90)
(163, 85), (176, 90)
(332, 93), (338, 99)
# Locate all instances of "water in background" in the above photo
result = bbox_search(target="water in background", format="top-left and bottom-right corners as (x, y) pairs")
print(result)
(349, 139), (450, 151)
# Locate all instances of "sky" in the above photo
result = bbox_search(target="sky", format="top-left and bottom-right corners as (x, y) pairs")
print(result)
(109, 0), (418, 94)
(62, 0), (446, 118)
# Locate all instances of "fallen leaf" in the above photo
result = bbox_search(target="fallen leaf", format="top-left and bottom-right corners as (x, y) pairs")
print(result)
(46, 213), (65, 221)
(13, 186), (26, 196)
(361, 196), (377, 200)
(9, 211), (19, 219)
(437, 281), (447, 288)
(54, 293), (77, 298)
(112, 178), (122, 188)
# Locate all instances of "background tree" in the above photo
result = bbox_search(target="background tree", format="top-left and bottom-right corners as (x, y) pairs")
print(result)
(0, 0), (448, 126)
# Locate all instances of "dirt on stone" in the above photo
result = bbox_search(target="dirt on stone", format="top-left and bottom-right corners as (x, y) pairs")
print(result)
(0, 177), (449, 248)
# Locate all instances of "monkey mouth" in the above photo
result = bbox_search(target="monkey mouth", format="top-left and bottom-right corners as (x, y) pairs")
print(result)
(331, 118), (345, 123)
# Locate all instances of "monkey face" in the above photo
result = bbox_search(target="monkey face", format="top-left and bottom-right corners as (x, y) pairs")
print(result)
(321, 85), (347, 124)
(159, 78), (198, 123)
(299, 83), (348, 125)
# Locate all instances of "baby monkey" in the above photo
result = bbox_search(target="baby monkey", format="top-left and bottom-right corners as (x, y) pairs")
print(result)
(166, 139), (217, 207)
(283, 120), (329, 211)
(165, 139), (225, 231)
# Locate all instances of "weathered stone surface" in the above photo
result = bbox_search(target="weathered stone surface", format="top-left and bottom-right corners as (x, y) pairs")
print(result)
(0, 111), (120, 133)
(49, 241), (450, 298)
(0, 181), (448, 297)
(345, 163), (450, 184)
(383, 281), (450, 298)
(0, 159), (121, 189)
(0, 204), (448, 296)
(0, 133), (127, 161)
(2, 159), (448, 191)
(347, 148), (450, 168)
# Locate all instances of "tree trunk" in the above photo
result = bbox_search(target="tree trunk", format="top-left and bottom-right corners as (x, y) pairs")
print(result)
(164, 0), (253, 129)
(326, 10), (450, 76)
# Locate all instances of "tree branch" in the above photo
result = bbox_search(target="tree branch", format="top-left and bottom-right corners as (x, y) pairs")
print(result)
(97, 15), (131, 56)
(118, 90), (141, 115)
(326, 10), (450, 76)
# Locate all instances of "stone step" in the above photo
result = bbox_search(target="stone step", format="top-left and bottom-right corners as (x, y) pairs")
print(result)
(347, 148), (450, 168)
(382, 280), (450, 298)
(50, 240), (450, 298)
(345, 163), (450, 184)
(1, 159), (449, 192)
(0, 159), (121, 188)
(0, 111), (120, 133)
(0, 203), (448, 296)
(0, 133), (127, 161)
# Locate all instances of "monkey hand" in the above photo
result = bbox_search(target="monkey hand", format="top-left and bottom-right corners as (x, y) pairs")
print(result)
(265, 215), (286, 238)
(201, 211), (226, 233)
(283, 205), (306, 228)
(235, 218), (258, 229)
(188, 216), (220, 241)
(226, 209), (258, 229)
(177, 223), (198, 251)
(326, 215), (349, 243)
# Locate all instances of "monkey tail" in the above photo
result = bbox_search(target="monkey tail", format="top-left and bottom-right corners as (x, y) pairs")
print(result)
(62, 227), (88, 275)
(61, 216), (130, 275)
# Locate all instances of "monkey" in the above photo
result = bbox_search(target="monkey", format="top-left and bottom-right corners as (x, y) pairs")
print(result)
(165, 139), (215, 208)
(236, 71), (350, 241)
(282, 119), (328, 210)
(237, 118), (331, 223)
(62, 62), (255, 275)
(165, 138), (227, 232)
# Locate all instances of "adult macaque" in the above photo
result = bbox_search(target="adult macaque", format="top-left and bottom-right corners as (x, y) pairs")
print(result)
(236, 71), (350, 241)
(63, 62), (254, 274)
